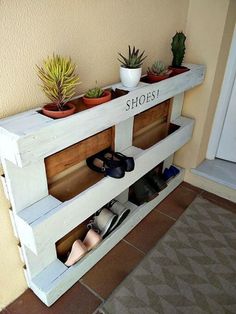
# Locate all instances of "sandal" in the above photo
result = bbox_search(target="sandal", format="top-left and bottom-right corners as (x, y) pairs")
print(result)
(107, 200), (130, 233)
(86, 149), (125, 178)
(89, 207), (118, 238)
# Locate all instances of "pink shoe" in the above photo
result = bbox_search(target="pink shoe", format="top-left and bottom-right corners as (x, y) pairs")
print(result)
(65, 240), (87, 267)
(83, 229), (102, 251)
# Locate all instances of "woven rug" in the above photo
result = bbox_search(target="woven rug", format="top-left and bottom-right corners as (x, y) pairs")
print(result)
(99, 196), (236, 314)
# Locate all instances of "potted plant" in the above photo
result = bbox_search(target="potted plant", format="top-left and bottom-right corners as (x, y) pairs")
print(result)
(82, 86), (111, 108)
(118, 45), (147, 88)
(36, 54), (80, 119)
(147, 60), (172, 83)
(169, 31), (189, 75)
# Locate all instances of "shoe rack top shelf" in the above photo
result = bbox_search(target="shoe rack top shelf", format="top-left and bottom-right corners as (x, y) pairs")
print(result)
(0, 64), (205, 167)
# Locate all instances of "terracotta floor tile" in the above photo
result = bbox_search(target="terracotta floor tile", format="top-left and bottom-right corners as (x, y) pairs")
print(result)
(181, 181), (203, 194)
(6, 282), (101, 314)
(124, 210), (175, 253)
(81, 241), (144, 299)
(156, 185), (199, 219)
(201, 191), (236, 214)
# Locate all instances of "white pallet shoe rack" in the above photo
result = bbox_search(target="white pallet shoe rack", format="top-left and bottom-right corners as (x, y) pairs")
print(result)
(0, 64), (205, 306)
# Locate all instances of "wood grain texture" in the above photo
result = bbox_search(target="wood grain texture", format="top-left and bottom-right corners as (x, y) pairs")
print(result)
(45, 128), (113, 179)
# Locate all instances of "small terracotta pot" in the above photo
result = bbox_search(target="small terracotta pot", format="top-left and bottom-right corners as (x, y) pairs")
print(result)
(168, 66), (189, 76)
(42, 102), (76, 119)
(82, 90), (112, 108)
(147, 72), (171, 83)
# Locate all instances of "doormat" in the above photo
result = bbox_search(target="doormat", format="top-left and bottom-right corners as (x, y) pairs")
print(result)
(99, 197), (236, 313)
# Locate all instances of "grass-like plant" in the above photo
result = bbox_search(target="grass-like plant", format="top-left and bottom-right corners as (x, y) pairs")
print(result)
(118, 45), (147, 69)
(36, 54), (80, 111)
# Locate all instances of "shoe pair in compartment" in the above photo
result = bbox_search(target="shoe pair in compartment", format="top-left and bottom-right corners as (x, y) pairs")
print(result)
(86, 148), (135, 178)
(131, 169), (167, 205)
(163, 165), (180, 182)
(64, 200), (130, 267)
(89, 200), (131, 238)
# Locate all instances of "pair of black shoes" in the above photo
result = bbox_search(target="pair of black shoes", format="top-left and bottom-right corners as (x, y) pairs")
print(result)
(86, 148), (135, 178)
(131, 169), (167, 205)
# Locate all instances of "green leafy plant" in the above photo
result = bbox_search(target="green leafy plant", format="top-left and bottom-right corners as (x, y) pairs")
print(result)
(171, 32), (186, 67)
(148, 60), (169, 75)
(85, 87), (104, 98)
(118, 45), (147, 69)
(36, 54), (80, 111)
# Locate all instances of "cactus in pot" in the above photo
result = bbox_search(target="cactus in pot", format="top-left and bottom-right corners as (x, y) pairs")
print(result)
(170, 32), (189, 74)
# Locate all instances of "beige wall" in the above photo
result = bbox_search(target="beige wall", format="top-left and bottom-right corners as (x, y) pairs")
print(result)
(0, 0), (189, 308)
(174, 0), (236, 202)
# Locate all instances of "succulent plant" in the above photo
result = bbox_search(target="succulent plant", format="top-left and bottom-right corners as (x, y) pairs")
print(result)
(171, 31), (186, 67)
(36, 54), (80, 111)
(85, 87), (104, 98)
(148, 60), (169, 75)
(118, 45), (147, 69)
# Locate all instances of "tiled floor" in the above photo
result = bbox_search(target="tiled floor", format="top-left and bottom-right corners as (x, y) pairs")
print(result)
(2, 182), (236, 314)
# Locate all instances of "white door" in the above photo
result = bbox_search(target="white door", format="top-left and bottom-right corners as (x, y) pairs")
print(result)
(216, 76), (236, 162)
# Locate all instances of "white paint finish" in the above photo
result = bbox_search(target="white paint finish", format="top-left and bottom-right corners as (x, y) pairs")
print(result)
(192, 158), (236, 190)
(30, 169), (184, 306)
(163, 92), (185, 170)
(15, 117), (193, 254)
(207, 25), (236, 160)
(0, 64), (205, 167)
(114, 117), (134, 151)
(1, 175), (9, 200)
(216, 76), (236, 162)
(1, 159), (49, 213)
(170, 93), (185, 121)
(9, 210), (19, 238)
(16, 196), (61, 254)
(21, 244), (58, 279)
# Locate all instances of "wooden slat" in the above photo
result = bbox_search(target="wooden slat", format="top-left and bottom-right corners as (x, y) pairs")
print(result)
(133, 122), (168, 150)
(45, 128), (113, 179)
(48, 163), (104, 202)
(133, 101), (169, 134)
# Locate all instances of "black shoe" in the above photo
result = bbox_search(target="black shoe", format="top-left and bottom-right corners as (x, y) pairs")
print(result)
(132, 177), (159, 205)
(145, 169), (167, 192)
(101, 148), (135, 172)
(86, 149), (125, 179)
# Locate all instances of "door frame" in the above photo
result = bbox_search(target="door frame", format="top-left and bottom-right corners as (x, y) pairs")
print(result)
(207, 24), (236, 160)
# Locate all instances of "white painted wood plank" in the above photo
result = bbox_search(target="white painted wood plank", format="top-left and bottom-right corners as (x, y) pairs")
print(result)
(2, 159), (49, 213)
(114, 117), (134, 152)
(0, 64), (205, 167)
(1, 175), (9, 200)
(30, 169), (184, 306)
(16, 117), (193, 254)
(170, 93), (185, 121)
(21, 244), (58, 279)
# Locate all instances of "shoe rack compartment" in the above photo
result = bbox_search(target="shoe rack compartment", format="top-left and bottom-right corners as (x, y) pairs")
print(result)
(0, 64), (205, 306)
(30, 167), (184, 306)
(133, 100), (171, 149)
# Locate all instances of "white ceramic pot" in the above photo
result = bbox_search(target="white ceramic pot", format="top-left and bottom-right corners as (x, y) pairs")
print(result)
(120, 66), (142, 88)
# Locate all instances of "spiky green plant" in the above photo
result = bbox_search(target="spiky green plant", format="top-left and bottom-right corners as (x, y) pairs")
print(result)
(85, 87), (104, 98)
(171, 32), (186, 67)
(118, 45), (147, 69)
(148, 60), (168, 75)
(36, 54), (80, 111)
